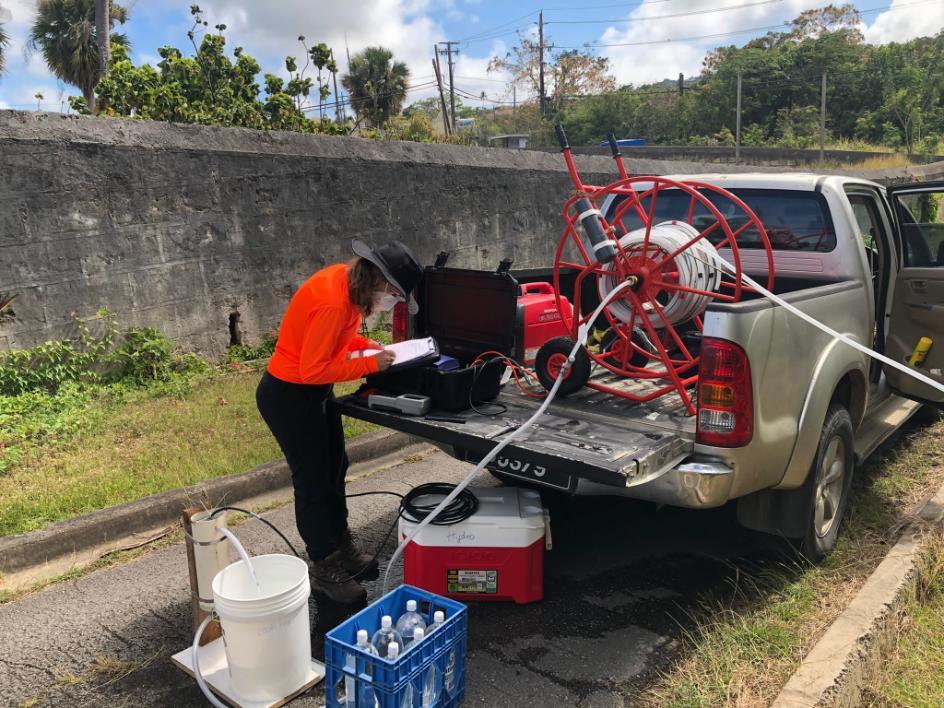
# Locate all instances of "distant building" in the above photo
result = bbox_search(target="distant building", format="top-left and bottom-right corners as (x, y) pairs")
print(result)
(487, 134), (530, 150)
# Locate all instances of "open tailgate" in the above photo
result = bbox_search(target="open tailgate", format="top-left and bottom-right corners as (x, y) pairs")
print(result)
(337, 379), (693, 492)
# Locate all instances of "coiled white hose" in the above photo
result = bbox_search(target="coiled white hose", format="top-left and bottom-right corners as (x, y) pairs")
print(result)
(598, 221), (723, 327)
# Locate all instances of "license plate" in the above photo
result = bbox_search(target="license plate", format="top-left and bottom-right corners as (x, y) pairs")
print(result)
(489, 455), (576, 492)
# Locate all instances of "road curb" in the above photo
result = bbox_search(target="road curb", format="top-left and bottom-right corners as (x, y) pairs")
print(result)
(772, 481), (944, 707)
(0, 430), (414, 579)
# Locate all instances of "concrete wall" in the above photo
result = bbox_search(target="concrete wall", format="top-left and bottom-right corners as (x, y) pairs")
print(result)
(1, 110), (942, 356)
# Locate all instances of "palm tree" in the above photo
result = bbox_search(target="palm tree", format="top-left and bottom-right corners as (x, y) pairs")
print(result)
(342, 46), (409, 128)
(95, 0), (108, 77)
(28, 0), (128, 109)
(0, 23), (9, 78)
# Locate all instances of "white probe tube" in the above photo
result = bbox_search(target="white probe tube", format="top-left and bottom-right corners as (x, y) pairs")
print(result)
(382, 280), (636, 593)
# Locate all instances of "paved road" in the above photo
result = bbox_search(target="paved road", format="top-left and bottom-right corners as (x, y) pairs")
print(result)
(0, 448), (779, 707)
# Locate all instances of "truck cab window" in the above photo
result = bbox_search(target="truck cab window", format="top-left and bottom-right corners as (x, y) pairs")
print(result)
(895, 191), (944, 268)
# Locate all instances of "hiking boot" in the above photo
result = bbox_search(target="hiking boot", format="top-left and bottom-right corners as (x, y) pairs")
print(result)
(336, 527), (380, 581)
(308, 550), (367, 605)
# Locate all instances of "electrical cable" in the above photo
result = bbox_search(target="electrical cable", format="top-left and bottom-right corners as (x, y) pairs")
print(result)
(209, 505), (301, 558)
(400, 483), (480, 525)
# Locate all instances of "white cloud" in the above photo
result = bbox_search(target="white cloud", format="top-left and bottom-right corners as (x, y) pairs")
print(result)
(193, 0), (446, 91)
(864, 0), (944, 44)
(596, 0), (827, 86)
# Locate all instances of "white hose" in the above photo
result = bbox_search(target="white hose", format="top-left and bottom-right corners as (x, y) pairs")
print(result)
(599, 221), (723, 327)
(193, 614), (227, 708)
(381, 279), (637, 593)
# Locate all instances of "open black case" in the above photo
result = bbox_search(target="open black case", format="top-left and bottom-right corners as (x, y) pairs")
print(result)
(364, 266), (518, 412)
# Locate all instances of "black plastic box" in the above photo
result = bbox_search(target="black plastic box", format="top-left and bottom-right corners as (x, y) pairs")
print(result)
(366, 266), (518, 412)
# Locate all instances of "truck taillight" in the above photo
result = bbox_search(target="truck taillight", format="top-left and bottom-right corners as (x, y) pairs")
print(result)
(392, 301), (409, 342)
(696, 338), (753, 447)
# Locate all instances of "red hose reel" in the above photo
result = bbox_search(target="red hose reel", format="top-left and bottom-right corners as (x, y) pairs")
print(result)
(534, 126), (776, 416)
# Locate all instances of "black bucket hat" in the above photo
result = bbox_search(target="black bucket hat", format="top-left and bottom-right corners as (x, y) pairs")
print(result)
(351, 239), (423, 314)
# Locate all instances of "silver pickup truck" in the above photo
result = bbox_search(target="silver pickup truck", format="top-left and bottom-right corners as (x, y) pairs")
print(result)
(339, 174), (944, 560)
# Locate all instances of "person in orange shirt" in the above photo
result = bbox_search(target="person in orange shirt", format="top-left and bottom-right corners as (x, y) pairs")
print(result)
(257, 240), (422, 604)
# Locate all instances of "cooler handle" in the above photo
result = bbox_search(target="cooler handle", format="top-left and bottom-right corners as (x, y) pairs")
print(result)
(520, 282), (555, 296)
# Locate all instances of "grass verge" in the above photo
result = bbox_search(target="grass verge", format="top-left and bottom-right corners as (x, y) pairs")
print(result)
(644, 412), (944, 707)
(0, 366), (374, 537)
(862, 529), (944, 707)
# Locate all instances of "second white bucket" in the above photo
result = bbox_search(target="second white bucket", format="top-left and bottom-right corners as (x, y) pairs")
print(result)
(212, 553), (312, 703)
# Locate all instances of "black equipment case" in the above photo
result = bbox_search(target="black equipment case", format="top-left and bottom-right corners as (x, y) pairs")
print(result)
(365, 266), (518, 412)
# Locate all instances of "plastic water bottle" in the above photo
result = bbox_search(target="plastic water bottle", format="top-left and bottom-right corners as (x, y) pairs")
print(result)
(387, 642), (400, 660)
(371, 615), (404, 658)
(395, 600), (427, 638)
(349, 630), (379, 708)
(427, 610), (445, 634)
(422, 664), (440, 707)
(356, 629), (379, 656)
(400, 682), (414, 708)
(443, 648), (457, 697)
(405, 626), (425, 651)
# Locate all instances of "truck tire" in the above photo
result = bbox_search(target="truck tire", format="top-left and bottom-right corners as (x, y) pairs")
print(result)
(535, 337), (591, 397)
(797, 404), (855, 562)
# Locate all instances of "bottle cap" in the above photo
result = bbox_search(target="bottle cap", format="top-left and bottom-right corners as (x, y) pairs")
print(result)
(387, 643), (400, 660)
(414, 627), (424, 641)
(381, 615), (392, 628)
(406, 600), (417, 612)
(356, 629), (369, 645)
(434, 611), (445, 623)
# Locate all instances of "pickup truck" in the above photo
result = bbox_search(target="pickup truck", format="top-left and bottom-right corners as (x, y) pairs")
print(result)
(340, 174), (944, 560)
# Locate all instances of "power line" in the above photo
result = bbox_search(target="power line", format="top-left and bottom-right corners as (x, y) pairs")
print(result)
(544, 0), (786, 25)
(456, 10), (537, 45)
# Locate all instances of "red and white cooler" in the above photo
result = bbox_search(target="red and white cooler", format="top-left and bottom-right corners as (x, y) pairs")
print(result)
(400, 487), (548, 604)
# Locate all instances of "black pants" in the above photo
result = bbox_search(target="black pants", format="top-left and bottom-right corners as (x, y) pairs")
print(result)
(256, 371), (349, 560)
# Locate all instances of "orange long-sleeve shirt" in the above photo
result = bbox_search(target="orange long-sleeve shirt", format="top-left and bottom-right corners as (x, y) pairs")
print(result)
(267, 264), (380, 385)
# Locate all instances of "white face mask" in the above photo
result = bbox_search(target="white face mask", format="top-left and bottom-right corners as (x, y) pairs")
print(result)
(372, 291), (400, 312)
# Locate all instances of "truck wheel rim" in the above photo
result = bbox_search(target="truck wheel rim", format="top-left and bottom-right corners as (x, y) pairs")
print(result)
(815, 436), (847, 538)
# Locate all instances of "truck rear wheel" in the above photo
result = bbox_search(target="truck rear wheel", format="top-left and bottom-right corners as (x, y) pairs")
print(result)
(797, 404), (855, 562)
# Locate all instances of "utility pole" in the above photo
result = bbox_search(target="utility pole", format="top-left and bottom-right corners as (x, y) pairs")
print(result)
(538, 10), (546, 117)
(820, 71), (827, 163)
(678, 72), (684, 97)
(735, 72), (742, 163)
(432, 50), (451, 137)
(439, 41), (459, 133)
(331, 49), (343, 123)
(512, 84), (517, 132)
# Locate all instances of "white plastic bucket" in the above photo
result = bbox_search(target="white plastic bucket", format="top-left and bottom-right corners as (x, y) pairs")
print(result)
(211, 553), (311, 702)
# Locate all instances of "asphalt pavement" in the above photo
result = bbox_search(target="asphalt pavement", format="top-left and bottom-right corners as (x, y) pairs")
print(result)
(0, 448), (782, 707)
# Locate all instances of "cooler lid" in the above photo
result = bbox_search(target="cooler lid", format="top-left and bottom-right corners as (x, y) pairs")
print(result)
(418, 267), (518, 362)
(399, 487), (546, 548)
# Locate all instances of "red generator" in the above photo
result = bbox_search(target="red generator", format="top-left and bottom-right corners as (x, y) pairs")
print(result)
(400, 487), (548, 604)
(516, 282), (573, 366)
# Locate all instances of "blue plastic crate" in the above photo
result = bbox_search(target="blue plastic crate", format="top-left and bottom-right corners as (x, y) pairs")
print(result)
(325, 584), (468, 707)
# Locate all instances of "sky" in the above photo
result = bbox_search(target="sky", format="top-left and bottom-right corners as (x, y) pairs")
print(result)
(0, 0), (942, 113)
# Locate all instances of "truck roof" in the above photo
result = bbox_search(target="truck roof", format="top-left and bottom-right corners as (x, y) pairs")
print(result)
(655, 172), (882, 193)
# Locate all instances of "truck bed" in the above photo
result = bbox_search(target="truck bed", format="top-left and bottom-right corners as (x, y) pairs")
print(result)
(338, 369), (695, 492)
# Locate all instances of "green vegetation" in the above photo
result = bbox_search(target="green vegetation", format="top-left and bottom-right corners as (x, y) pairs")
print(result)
(0, 21), (9, 76)
(473, 4), (944, 155)
(0, 315), (375, 536)
(646, 414), (944, 706)
(28, 0), (128, 108)
(863, 531), (944, 706)
(342, 46), (410, 129)
(88, 6), (342, 133)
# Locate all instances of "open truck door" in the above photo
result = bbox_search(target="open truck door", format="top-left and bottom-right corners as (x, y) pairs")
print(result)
(885, 182), (944, 406)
